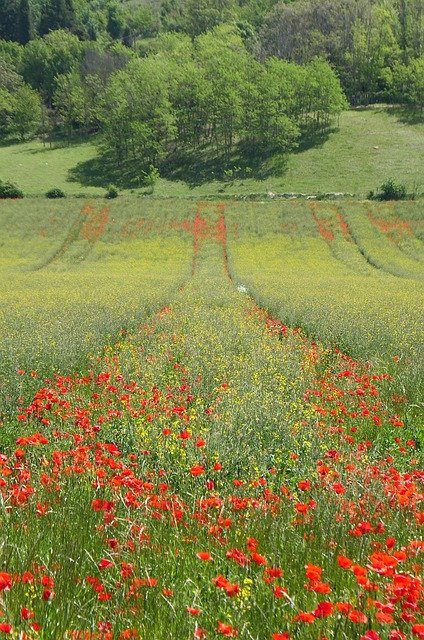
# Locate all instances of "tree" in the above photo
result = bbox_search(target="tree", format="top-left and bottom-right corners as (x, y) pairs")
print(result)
(408, 57), (424, 109)
(39, 0), (78, 35)
(9, 83), (42, 140)
(242, 64), (301, 153)
(21, 30), (83, 101)
(183, 0), (237, 37)
(53, 71), (103, 137)
(106, 3), (126, 40)
(99, 57), (176, 167)
(16, 0), (33, 44)
(193, 25), (250, 155)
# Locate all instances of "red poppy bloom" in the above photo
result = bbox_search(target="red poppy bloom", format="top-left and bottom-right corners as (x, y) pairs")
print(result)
(190, 465), (205, 477)
(217, 622), (238, 637)
(196, 552), (212, 561)
(0, 574), (12, 591)
(348, 610), (368, 624)
(0, 623), (12, 634)
(361, 632), (381, 640)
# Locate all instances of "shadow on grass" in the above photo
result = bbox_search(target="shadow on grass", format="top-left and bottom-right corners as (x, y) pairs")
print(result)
(68, 128), (335, 191)
(160, 144), (287, 188)
(383, 104), (424, 126)
(295, 125), (335, 152)
(68, 146), (289, 190)
(68, 154), (149, 190)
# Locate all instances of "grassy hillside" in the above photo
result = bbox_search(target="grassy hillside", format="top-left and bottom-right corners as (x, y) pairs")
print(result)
(0, 106), (423, 197)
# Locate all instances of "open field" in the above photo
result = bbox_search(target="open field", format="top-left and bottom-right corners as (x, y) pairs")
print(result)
(0, 198), (422, 639)
(1, 107), (423, 198)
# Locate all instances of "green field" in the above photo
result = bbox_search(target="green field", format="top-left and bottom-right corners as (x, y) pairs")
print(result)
(1, 106), (423, 198)
(0, 197), (422, 639)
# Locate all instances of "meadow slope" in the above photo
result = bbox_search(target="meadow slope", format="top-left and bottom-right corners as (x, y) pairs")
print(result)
(0, 107), (423, 197)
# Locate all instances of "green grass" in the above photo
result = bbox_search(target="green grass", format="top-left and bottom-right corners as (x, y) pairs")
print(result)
(0, 139), (101, 196)
(1, 106), (423, 197)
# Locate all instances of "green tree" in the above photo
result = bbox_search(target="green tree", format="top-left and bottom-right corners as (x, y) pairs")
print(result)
(0, 89), (15, 139)
(100, 57), (176, 167)
(408, 56), (424, 109)
(16, 0), (34, 44)
(183, 0), (236, 37)
(53, 71), (103, 137)
(39, 0), (78, 35)
(106, 3), (126, 40)
(0, 0), (19, 41)
(194, 25), (249, 155)
(9, 83), (42, 140)
(21, 30), (83, 101)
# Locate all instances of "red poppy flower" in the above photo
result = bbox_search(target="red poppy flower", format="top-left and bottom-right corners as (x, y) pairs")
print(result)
(190, 465), (205, 477)
(217, 622), (238, 637)
(337, 556), (352, 569)
(250, 552), (267, 565)
(348, 610), (368, 624)
(0, 623), (12, 634)
(361, 632), (381, 640)
(20, 609), (34, 620)
(196, 552), (212, 561)
(0, 574), (12, 591)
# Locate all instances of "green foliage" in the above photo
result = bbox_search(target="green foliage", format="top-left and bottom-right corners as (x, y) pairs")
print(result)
(45, 187), (66, 198)
(0, 179), (24, 198)
(21, 30), (83, 101)
(39, 0), (77, 36)
(99, 56), (176, 167)
(376, 178), (408, 200)
(182, 0), (237, 37)
(8, 82), (42, 140)
(105, 184), (119, 198)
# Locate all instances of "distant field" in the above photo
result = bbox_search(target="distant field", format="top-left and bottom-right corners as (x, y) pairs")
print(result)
(1, 106), (423, 197)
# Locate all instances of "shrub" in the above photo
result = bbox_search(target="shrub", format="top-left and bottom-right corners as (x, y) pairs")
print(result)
(0, 180), (24, 199)
(377, 178), (407, 201)
(105, 184), (119, 199)
(45, 187), (66, 199)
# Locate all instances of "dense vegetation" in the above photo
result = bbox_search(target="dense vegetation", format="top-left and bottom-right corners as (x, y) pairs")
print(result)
(1, 0), (423, 182)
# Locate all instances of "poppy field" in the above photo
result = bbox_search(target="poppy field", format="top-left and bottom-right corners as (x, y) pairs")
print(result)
(0, 198), (422, 640)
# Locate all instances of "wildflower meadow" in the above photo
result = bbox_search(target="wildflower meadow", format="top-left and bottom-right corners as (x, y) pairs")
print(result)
(0, 198), (422, 640)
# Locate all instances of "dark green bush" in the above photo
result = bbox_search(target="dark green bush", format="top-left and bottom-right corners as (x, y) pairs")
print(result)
(105, 184), (119, 199)
(45, 187), (66, 199)
(0, 180), (24, 199)
(377, 178), (407, 201)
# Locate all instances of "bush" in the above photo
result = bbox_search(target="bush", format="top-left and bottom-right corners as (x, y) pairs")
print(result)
(45, 187), (66, 199)
(377, 178), (407, 201)
(0, 180), (24, 199)
(105, 184), (119, 199)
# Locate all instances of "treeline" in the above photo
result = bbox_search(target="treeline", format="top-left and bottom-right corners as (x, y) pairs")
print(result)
(0, 0), (423, 107)
(0, 26), (347, 171)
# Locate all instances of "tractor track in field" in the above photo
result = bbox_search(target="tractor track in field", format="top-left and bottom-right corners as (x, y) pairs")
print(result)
(33, 204), (110, 270)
